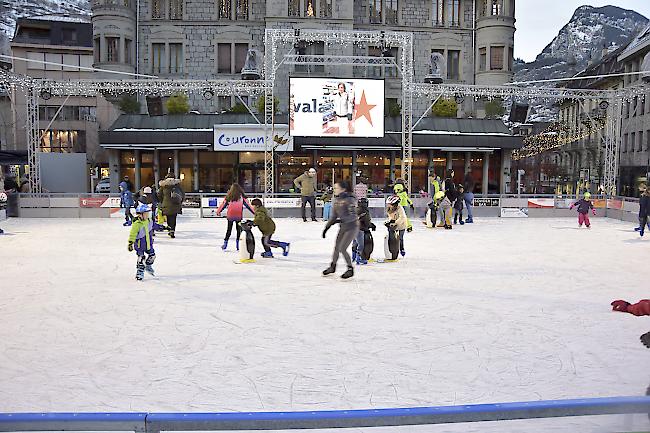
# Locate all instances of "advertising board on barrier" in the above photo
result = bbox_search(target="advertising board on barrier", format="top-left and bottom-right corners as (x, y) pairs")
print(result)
(528, 198), (555, 208)
(181, 196), (202, 217)
(473, 198), (500, 207)
(79, 196), (108, 208)
(500, 207), (528, 218)
(289, 78), (385, 138)
(214, 124), (293, 152)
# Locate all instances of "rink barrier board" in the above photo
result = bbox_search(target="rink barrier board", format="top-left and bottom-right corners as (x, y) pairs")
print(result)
(3, 194), (643, 222)
(1, 396), (649, 431)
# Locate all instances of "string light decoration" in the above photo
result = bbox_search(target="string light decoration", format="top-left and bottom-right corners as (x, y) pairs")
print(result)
(512, 116), (607, 160)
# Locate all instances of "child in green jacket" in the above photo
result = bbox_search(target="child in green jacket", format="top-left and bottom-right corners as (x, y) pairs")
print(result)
(127, 203), (156, 280)
(251, 199), (290, 258)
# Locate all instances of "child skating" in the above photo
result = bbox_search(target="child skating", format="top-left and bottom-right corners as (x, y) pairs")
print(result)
(250, 198), (290, 258)
(570, 192), (596, 228)
(322, 181), (359, 279)
(127, 204), (156, 281)
(385, 195), (409, 256)
(453, 185), (465, 225)
(393, 182), (414, 232)
(352, 197), (376, 265)
(216, 183), (254, 250)
(321, 186), (333, 220)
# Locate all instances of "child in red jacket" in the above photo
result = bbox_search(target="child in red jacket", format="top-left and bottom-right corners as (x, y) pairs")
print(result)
(216, 183), (253, 251)
(570, 192), (596, 228)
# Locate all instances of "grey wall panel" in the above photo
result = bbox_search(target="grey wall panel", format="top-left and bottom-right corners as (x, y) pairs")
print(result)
(50, 197), (81, 208)
(80, 208), (110, 218)
(40, 152), (88, 193)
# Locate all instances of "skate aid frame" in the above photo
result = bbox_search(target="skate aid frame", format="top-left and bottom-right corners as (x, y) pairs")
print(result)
(2, 396), (650, 431)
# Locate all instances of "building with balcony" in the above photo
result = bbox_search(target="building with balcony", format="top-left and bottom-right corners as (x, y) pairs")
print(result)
(94, 0), (519, 194)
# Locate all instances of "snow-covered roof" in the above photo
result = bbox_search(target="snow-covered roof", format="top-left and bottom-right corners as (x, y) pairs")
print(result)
(618, 23), (650, 61)
(25, 14), (91, 23)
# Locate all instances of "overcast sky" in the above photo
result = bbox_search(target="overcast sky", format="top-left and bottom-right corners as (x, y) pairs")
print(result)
(515, 1), (650, 62)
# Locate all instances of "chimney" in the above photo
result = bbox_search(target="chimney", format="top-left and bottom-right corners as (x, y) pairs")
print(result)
(601, 43), (609, 59)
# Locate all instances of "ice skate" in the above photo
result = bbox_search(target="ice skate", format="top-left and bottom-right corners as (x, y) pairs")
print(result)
(341, 266), (354, 279)
(281, 243), (290, 257)
(123, 220), (132, 227)
(322, 263), (336, 276)
(135, 265), (144, 281)
(145, 265), (155, 276)
(235, 239), (240, 251)
(221, 240), (228, 250)
(261, 251), (274, 258)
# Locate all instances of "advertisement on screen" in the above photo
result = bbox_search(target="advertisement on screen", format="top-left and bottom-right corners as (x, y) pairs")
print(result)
(289, 78), (385, 138)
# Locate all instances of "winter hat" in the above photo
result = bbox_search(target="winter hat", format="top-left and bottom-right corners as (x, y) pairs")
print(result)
(143, 187), (152, 193)
(308, 168), (316, 175)
(584, 192), (591, 199)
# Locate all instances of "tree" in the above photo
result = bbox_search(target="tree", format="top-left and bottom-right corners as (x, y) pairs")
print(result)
(386, 99), (401, 117)
(166, 93), (190, 114)
(229, 103), (250, 114)
(118, 95), (140, 114)
(431, 98), (457, 118)
(255, 95), (281, 114)
(485, 98), (505, 118)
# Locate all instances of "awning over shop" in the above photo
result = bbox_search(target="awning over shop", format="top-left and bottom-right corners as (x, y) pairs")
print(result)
(100, 114), (523, 151)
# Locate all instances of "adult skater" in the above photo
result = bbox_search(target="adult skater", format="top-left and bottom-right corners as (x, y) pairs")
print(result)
(569, 192), (596, 228)
(158, 173), (184, 238)
(463, 171), (476, 223)
(637, 187), (650, 236)
(120, 183), (135, 226)
(294, 168), (318, 222)
(216, 183), (253, 250)
(322, 181), (359, 279)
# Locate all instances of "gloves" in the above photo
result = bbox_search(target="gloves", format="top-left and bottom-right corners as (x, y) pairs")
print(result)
(407, 226), (413, 233)
(369, 223), (377, 231)
(611, 300), (630, 312)
(127, 242), (134, 252)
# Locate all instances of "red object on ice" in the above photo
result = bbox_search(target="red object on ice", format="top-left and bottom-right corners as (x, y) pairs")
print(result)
(611, 299), (650, 316)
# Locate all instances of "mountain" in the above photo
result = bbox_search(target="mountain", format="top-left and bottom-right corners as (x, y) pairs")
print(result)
(515, 5), (648, 86)
(0, 0), (91, 54)
(514, 5), (648, 122)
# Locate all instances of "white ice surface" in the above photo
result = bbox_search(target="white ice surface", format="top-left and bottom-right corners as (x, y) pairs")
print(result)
(0, 217), (648, 433)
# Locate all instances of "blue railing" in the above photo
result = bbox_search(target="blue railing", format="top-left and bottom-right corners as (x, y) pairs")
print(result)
(2, 396), (649, 432)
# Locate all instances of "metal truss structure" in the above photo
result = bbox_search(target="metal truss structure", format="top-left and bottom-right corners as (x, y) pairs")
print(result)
(1, 31), (642, 196)
(263, 28), (414, 194)
(412, 83), (635, 196)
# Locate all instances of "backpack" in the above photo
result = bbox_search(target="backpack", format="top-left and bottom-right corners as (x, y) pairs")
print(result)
(170, 185), (183, 206)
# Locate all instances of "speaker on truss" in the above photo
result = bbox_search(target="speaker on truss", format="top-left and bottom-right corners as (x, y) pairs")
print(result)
(146, 96), (164, 116)
(509, 102), (530, 123)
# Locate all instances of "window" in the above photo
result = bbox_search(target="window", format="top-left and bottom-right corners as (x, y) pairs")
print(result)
(169, 43), (183, 73)
(217, 96), (232, 111)
(106, 37), (119, 62)
(370, 0), (382, 23)
(491, 0), (501, 15)
(169, 0), (183, 19)
(234, 43), (248, 74)
(39, 130), (85, 153)
(217, 43), (231, 74)
(219, 0), (231, 18)
(508, 46), (514, 71)
(94, 38), (101, 63)
(479, 47), (486, 71)
(294, 41), (325, 73)
(622, 133), (628, 153)
(152, 43), (164, 74)
(235, 0), (249, 19)
(630, 132), (636, 153)
(433, 0), (443, 25)
(385, 0), (398, 24)
(646, 130), (650, 150)
(369, 46), (397, 78)
(63, 54), (80, 71)
(368, 46), (382, 78)
(490, 46), (504, 70)
(447, 50), (460, 80)
(319, 0), (332, 17)
(445, 0), (460, 26)
(62, 28), (77, 44)
(304, 0), (315, 17)
(125, 39), (132, 64)
(288, 0), (300, 16)
(152, 0), (164, 18)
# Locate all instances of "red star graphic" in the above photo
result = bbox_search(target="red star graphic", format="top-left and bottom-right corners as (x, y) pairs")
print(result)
(354, 90), (377, 126)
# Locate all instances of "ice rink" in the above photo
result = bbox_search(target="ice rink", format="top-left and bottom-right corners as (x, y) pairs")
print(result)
(1, 216), (649, 432)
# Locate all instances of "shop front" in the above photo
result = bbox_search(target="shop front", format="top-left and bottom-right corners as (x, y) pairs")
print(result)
(100, 114), (522, 195)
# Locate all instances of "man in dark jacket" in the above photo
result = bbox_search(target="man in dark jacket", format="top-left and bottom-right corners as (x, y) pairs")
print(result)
(158, 173), (184, 238)
(444, 170), (457, 202)
(638, 188), (650, 236)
